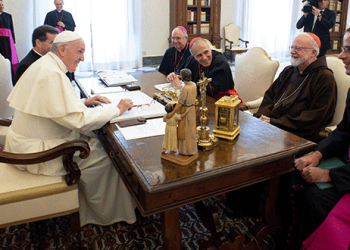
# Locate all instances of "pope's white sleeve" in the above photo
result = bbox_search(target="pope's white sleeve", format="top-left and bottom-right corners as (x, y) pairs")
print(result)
(52, 106), (120, 133)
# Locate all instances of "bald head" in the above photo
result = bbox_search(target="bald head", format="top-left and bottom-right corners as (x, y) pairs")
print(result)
(190, 39), (212, 67)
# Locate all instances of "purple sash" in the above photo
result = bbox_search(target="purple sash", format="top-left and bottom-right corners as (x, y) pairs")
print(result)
(302, 193), (350, 249)
(0, 28), (18, 75)
(56, 26), (64, 33)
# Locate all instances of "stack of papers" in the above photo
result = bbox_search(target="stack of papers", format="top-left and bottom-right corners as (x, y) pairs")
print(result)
(91, 86), (125, 94)
(98, 91), (166, 123)
(98, 70), (138, 87)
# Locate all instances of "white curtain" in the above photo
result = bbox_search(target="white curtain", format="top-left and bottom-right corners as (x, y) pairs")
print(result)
(33, 0), (141, 72)
(233, 0), (304, 60)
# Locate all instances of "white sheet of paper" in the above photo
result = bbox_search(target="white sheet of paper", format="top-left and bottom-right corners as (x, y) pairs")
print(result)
(116, 118), (165, 140)
(91, 86), (125, 94)
(96, 91), (166, 122)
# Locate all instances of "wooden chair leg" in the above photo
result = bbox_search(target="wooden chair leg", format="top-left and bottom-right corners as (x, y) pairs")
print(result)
(70, 211), (80, 234)
(70, 212), (81, 249)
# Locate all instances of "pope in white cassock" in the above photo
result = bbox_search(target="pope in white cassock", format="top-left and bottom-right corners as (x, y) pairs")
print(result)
(5, 31), (137, 226)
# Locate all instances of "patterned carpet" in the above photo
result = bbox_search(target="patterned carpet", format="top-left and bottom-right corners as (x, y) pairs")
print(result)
(0, 195), (271, 250)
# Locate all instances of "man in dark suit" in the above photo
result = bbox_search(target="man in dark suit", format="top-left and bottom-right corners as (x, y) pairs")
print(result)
(297, 0), (335, 56)
(44, 0), (75, 32)
(15, 25), (59, 84)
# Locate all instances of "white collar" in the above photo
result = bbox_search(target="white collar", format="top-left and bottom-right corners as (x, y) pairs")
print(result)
(32, 49), (43, 57)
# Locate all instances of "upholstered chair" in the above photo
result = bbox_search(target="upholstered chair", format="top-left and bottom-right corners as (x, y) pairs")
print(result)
(224, 23), (249, 63)
(234, 47), (279, 114)
(0, 54), (14, 145)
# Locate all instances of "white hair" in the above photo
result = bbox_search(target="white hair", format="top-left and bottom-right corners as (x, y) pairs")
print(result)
(298, 33), (320, 56)
(172, 27), (188, 38)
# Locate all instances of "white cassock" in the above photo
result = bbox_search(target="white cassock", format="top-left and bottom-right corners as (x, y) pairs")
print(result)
(5, 52), (136, 227)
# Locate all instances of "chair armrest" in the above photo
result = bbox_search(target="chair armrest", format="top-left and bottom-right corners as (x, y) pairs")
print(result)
(318, 126), (337, 141)
(225, 38), (233, 45)
(0, 118), (12, 127)
(225, 38), (234, 49)
(239, 38), (249, 48)
(245, 97), (263, 110)
(0, 140), (90, 185)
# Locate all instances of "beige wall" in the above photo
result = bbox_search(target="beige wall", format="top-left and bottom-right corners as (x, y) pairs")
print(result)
(6, 0), (238, 61)
(141, 0), (238, 57)
(5, 0), (34, 60)
(141, 0), (170, 57)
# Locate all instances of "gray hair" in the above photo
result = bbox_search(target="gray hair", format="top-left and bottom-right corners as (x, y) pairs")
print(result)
(172, 27), (188, 38)
(51, 41), (71, 53)
(54, 0), (64, 5)
(190, 39), (211, 54)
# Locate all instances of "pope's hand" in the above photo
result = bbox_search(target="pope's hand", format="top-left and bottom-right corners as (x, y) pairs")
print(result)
(117, 98), (133, 115)
(85, 95), (111, 107)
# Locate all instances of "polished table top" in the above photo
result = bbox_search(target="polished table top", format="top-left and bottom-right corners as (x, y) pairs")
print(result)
(76, 72), (316, 216)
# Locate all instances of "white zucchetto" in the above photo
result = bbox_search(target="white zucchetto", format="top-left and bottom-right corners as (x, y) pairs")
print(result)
(53, 31), (82, 44)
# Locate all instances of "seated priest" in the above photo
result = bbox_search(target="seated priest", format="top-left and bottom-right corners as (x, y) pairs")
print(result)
(254, 32), (337, 143)
(225, 33), (337, 235)
(287, 28), (350, 250)
(167, 37), (241, 101)
(5, 31), (136, 227)
(158, 26), (191, 76)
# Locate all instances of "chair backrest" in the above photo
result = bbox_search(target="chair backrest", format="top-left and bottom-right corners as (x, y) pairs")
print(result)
(224, 23), (240, 48)
(234, 47), (279, 104)
(0, 54), (14, 119)
(204, 39), (224, 53)
(326, 56), (350, 127)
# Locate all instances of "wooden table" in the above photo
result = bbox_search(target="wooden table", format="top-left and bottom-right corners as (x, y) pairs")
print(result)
(76, 72), (316, 249)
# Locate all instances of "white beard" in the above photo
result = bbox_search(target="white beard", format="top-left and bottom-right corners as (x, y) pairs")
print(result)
(290, 55), (308, 67)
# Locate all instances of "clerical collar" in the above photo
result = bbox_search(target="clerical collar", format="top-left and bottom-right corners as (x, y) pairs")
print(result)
(57, 10), (62, 13)
(33, 49), (43, 57)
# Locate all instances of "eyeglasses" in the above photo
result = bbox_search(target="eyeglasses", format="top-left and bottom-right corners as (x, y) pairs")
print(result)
(133, 100), (155, 110)
(289, 46), (313, 52)
(341, 46), (350, 55)
(171, 36), (184, 41)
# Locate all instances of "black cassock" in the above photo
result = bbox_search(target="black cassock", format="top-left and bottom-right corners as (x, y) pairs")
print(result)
(183, 50), (235, 99)
(0, 11), (18, 84)
(15, 49), (41, 84)
(44, 10), (76, 32)
(286, 88), (350, 249)
(158, 44), (191, 76)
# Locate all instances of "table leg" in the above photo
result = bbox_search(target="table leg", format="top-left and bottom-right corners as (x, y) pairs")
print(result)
(260, 177), (281, 233)
(161, 208), (181, 250)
